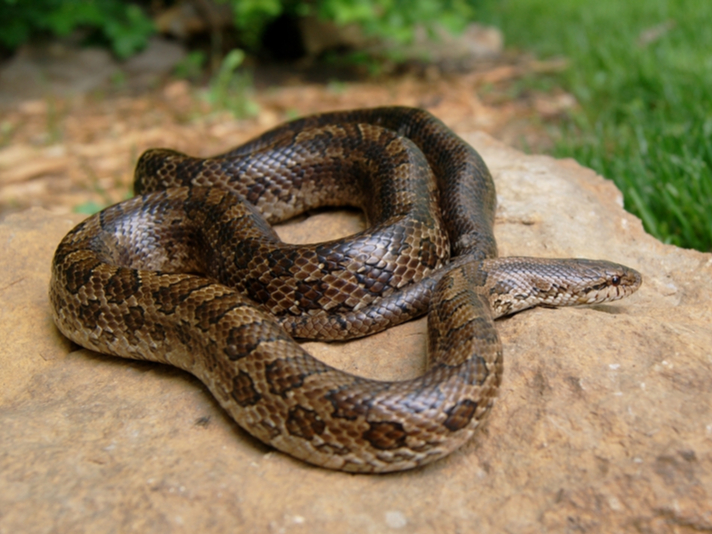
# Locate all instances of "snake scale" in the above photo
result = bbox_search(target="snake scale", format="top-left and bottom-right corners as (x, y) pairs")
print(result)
(49, 107), (642, 473)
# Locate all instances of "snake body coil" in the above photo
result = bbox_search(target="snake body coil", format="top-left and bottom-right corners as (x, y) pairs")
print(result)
(49, 107), (641, 472)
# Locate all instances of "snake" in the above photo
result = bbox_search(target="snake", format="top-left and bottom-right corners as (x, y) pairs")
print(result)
(49, 107), (642, 473)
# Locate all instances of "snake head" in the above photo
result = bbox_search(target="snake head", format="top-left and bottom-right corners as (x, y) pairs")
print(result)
(483, 257), (642, 317)
(566, 258), (643, 305)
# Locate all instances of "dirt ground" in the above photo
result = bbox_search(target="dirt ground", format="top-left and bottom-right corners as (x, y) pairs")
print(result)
(0, 52), (574, 219)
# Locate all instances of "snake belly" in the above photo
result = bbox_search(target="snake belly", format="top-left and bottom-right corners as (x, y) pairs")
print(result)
(49, 106), (641, 473)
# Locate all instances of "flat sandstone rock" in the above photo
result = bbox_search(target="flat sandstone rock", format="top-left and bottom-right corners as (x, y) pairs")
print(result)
(1, 132), (710, 533)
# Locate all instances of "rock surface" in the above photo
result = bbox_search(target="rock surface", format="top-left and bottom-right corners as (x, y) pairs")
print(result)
(297, 19), (503, 70)
(1, 132), (711, 533)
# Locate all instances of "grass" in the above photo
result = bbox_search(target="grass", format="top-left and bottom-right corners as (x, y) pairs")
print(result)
(205, 49), (260, 119)
(477, 0), (712, 251)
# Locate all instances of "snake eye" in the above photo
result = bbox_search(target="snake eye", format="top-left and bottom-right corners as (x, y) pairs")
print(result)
(611, 275), (621, 286)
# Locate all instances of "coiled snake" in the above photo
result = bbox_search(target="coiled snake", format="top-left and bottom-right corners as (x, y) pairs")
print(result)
(49, 107), (641, 473)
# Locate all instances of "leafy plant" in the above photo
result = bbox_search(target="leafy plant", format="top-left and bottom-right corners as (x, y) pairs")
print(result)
(1, 0), (479, 62)
(217, 0), (479, 50)
(0, 0), (154, 59)
(317, 0), (476, 43)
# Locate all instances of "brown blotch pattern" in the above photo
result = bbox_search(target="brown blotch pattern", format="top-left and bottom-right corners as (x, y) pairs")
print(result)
(363, 421), (408, 450)
(286, 406), (326, 440)
(231, 371), (262, 407)
(443, 399), (478, 432)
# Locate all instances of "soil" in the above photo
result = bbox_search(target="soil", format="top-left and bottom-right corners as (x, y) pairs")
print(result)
(0, 51), (574, 219)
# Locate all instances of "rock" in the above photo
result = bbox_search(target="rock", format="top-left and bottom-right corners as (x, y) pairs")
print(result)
(379, 23), (504, 70)
(0, 43), (119, 106)
(296, 18), (502, 70)
(0, 37), (185, 106)
(297, 15), (373, 59)
(1, 132), (710, 533)
(122, 37), (187, 90)
(154, 0), (233, 39)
